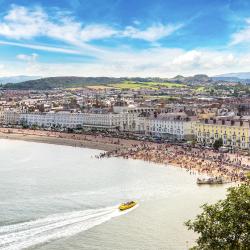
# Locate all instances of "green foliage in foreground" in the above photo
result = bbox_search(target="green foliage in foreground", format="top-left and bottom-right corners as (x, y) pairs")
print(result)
(186, 184), (250, 250)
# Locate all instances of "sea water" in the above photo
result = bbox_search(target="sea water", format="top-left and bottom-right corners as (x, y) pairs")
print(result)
(0, 139), (230, 250)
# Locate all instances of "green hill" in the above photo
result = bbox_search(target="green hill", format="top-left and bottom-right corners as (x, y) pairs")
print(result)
(2, 76), (175, 90)
(2, 77), (123, 90)
(1, 75), (214, 90)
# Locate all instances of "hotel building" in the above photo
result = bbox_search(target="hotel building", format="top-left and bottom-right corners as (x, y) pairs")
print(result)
(136, 112), (196, 140)
(196, 117), (250, 149)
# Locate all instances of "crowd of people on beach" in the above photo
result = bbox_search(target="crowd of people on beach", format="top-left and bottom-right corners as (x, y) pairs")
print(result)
(97, 142), (248, 182)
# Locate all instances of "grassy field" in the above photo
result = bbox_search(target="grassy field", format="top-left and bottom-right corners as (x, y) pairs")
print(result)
(108, 81), (145, 89)
(108, 81), (186, 90)
(143, 82), (186, 88)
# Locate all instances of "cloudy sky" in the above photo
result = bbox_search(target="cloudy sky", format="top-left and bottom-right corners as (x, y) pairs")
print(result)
(1, 0), (250, 77)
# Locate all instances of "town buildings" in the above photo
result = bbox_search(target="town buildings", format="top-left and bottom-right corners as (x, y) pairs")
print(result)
(17, 107), (148, 132)
(196, 117), (250, 149)
(3, 106), (250, 150)
(2, 84), (250, 150)
(2, 110), (20, 125)
(136, 112), (196, 140)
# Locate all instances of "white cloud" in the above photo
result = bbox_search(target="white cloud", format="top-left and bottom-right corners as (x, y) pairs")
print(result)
(17, 53), (38, 62)
(0, 5), (182, 46)
(0, 5), (117, 44)
(80, 24), (118, 42)
(2, 47), (249, 78)
(0, 40), (82, 55)
(231, 28), (250, 45)
(173, 50), (201, 65)
(0, 6), (46, 39)
(122, 23), (183, 42)
(231, 18), (250, 45)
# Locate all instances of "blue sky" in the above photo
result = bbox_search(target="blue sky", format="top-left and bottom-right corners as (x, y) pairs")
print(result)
(1, 0), (250, 77)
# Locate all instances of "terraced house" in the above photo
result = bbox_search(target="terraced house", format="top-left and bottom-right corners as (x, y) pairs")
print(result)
(196, 117), (250, 149)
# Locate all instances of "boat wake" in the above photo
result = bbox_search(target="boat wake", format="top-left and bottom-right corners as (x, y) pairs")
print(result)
(0, 204), (138, 250)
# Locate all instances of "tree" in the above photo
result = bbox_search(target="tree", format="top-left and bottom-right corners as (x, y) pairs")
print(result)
(246, 172), (250, 184)
(185, 184), (250, 250)
(213, 138), (223, 150)
(191, 139), (196, 147)
(31, 124), (38, 130)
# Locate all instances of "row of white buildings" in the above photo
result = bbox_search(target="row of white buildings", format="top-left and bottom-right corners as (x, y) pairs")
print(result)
(3, 108), (250, 149)
(136, 113), (196, 140)
(0, 107), (195, 140)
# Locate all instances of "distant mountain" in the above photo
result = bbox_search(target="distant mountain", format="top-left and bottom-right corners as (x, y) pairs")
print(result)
(213, 72), (250, 80)
(212, 76), (241, 82)
(186, 74), (211, 84)
(171, 75), (186, 82)
(170, 74), (211, 84)
(0, 75), (41, 84)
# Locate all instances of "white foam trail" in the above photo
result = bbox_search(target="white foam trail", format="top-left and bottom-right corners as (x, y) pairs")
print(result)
(0, 204), (138, 250)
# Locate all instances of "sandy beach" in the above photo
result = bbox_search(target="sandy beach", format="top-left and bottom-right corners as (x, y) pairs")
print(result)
(0, 131), (120, 151)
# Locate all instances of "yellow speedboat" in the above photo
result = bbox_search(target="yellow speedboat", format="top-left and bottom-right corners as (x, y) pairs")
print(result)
(119, 201), (137, 211)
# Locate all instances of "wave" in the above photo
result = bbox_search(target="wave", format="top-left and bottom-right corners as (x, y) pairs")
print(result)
(0, 204), (138, 250)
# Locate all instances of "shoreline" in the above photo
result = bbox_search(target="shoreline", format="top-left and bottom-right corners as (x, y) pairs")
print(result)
(0, 132), (120, 151)
(0, 128), (248, 182)
(97, 143), (248, 183)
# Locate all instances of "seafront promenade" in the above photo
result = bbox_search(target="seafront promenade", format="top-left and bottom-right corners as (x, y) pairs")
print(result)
(0, 127), (249, 182)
